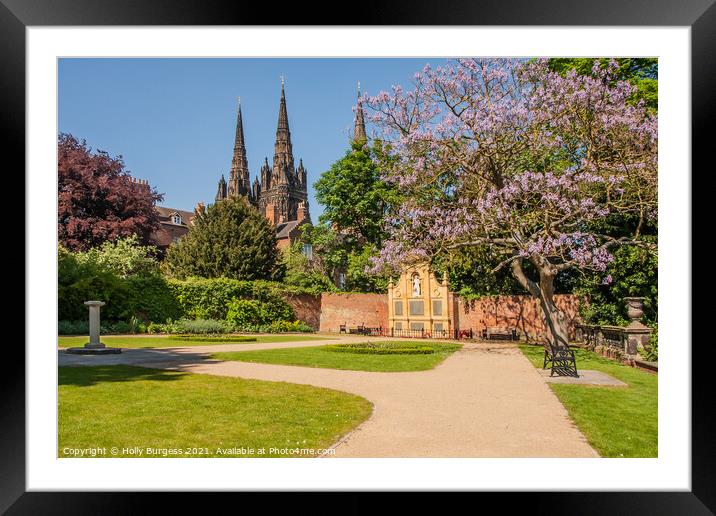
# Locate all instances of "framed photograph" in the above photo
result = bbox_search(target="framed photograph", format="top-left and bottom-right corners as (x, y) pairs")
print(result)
(5, 0), (712, 511)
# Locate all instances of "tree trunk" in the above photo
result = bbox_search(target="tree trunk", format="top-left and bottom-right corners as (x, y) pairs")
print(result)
(511, 257), (570, 350)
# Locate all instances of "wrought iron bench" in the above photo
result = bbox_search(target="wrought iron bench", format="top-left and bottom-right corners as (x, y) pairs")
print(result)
(543, 342), (579, 377)
(348, 324), (371, 335)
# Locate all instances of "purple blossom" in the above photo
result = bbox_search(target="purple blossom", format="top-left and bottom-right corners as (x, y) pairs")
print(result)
(362, 58), (657, 277)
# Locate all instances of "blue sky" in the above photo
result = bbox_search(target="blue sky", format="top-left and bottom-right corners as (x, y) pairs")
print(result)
(58, 58), (441, 218)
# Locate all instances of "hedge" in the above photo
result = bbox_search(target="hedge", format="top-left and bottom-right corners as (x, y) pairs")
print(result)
(60, 270), (317, 326)
(167, 277), (310, 321)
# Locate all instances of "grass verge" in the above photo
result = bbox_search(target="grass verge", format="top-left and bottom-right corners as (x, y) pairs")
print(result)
(211, 341), (462, 372)
(58, 334), (327, 349)
(519, 344), (657, 457)
(59, 365), (371, 458)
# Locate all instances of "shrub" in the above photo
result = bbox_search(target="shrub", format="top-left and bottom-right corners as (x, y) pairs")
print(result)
(58, 319), (144, 335)
(259, 320), (313, 333)
(76, 235), (160, 278)
(58, 246), (131, 321)
(58, 244), (179, 323)
(177, 318), (231, 334)
(58, 320), (89, 335)
(109, 320), (133, 334)
(226, 320), (314, 334)
(145, 318), (230, 335)
(125, 275), (181, 322)
(226, 299), (263, 327)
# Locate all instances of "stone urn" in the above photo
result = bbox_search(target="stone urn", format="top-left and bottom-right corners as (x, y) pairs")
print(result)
(624, 297), (646, 325)
(622, 297), (651, 356)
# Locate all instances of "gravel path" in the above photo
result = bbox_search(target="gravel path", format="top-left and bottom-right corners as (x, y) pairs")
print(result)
(59, 338), (598, 457)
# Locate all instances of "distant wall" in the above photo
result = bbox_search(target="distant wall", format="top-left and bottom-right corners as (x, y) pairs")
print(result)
(283, 293), (322, 330)
(284, 290), (583, 340)
(319, 293), (389, 332)
(455, 294), (582, 341)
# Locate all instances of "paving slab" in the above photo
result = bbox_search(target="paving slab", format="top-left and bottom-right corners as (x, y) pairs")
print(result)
(537, 368), (628, 387)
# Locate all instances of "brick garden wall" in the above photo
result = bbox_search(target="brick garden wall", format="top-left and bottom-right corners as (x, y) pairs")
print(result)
(319, 293), (389, 333)
(283, 293), (322, 330)
(284, 291), (583, 340)
(455, 294), (582, 342)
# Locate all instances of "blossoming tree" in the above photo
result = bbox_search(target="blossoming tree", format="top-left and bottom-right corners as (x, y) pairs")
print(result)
(364, 59), (657, 351)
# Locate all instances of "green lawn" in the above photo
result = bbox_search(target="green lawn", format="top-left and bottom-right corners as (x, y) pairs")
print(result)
(59, 365), (372, 458)
(212, 341), (462, 372)
(58, 334), (327, 349)
(519, 344), (657, 458)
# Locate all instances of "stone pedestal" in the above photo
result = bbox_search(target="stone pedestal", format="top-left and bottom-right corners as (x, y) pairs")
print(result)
(65, 300), (121, 355)
(84, 300), (105, 348)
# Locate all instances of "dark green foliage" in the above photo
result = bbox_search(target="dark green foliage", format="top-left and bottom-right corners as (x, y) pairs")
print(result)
(162, 197), (284, 281)
(576, 244), (657, 326)
(58, 320), (89, 335)
(58, 319), (143, 335)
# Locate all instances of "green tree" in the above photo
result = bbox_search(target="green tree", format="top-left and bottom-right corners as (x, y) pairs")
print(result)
(344, 244), (389, 293)
(283, 241), (337, 293)
(314, 140), (396, 246)
(549, 58), (658, 325)
(548, 58), (658, 112)
(162, 197), (283, 281)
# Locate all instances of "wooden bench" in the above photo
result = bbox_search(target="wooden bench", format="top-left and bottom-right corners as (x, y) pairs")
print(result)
(543, 342), (579, 377)
(481, 327), (519, 341)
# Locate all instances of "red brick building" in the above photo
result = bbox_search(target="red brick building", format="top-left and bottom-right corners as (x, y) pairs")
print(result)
(150, 206), (196, 256)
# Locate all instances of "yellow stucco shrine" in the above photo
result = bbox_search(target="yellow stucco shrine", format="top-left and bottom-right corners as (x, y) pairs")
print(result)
(387, 263), (452, 337)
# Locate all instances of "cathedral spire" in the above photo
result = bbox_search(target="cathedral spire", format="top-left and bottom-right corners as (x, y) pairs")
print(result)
(228, 97), (251, 198)
(216, 174), (227, 202)
(354, 81), (367, 143)
(272, 77), (294, 185)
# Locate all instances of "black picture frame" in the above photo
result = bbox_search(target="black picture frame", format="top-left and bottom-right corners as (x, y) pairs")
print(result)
(4, 0), (712, 512)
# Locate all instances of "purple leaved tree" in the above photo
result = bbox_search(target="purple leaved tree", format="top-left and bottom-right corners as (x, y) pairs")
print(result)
(365, 58), (657, 350)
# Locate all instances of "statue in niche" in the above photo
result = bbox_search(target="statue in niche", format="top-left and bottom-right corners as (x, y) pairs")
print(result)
(412, 273), (421, 297)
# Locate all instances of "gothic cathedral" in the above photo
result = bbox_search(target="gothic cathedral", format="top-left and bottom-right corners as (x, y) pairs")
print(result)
(215, 79), (310, 226)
